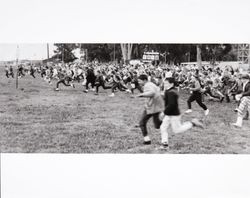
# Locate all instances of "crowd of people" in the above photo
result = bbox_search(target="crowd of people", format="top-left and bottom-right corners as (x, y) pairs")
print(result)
(4, 60), (250, 149)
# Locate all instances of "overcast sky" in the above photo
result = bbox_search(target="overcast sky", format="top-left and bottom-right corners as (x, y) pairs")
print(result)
(0, 44), (56, 61)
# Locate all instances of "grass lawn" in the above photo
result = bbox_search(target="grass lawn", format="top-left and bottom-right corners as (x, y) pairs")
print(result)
(1, 70), (250, 153)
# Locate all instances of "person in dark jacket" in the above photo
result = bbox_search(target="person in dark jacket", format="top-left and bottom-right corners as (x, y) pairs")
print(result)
(30, 65), (36, 78)
(9, 65), (14, 78)
(94, 70), (112, 95)
(40, 65), (46, 78)
(17, 65), (25, 77)
(185, 75), (209, 116)
(221, 72), (232, 102)
(131, 72), (143, 94)
(5, 65), (9, 78)
(160, 77), (204, 149)
(55, 70), (75, 91)
(84, 67), (96, 93)
(109, 71), (128, 97)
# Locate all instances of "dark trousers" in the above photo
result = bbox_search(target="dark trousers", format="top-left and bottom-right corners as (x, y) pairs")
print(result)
(245, 110), (249, 119)
(222, 86), (230, 102)
(18, 71), (25, 77)
(139, 110), (162, 137)
(41, 71), (46, 78)
(56, 80), (70, 88)
(111, 82), (127, 93)
(187, 92), (208, 110)
(95, 82), (112, 93)
(75, 74), (84, 82)
(131, 84), (143, 94)
(86, 78), (95, 90)
(9, 72), (14, 78)
(30, 73), (36, 78)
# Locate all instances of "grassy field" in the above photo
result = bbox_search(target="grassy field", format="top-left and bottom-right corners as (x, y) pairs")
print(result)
(1, 69), (250, 153)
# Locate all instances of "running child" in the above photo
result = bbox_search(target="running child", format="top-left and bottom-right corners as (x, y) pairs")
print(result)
(9, 65), (14, 78)
(137, 74), (164, 145)
(160, 76), (204, 149)
(94, 70), (112, 95)
(83, 66), (96, 93)
(55, 69), (75, 91)
(30, 65), (36, 78)
(5, 65), (9, 78)
(185, 74), (209, 116)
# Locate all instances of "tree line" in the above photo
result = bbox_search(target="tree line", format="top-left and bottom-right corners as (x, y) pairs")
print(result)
(52, 44), (237, 64)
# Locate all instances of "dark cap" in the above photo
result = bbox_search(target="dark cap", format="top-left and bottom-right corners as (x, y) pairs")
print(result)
(138, 74), (148, 81)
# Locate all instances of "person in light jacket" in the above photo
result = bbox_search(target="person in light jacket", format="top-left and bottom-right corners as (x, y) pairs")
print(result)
(137, 74), (164, 145)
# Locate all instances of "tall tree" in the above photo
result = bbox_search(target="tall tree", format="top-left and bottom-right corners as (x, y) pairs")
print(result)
(51, 43), (235, 65)
(120, 43), (133, 64)
(196, 44), (202, 69)
(53, 44), (78, 63)
(80, 44), (122, 62)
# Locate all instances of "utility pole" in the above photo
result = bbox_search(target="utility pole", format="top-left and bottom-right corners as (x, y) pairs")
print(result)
(62, 44), (64, 63)
(47, 43), (50, 59)
(79, 43), (82, 61)
(196, 44), (202, 70)
(16, 45), (20, 89)
(85, 49), (88, 63)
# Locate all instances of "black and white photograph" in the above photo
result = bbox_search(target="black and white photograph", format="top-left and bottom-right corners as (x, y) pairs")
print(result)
(1, 0), (250, 198)
(1, 43), (250, 153)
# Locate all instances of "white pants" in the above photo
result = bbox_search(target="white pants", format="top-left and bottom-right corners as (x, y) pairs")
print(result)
(160, 115), (193, 144)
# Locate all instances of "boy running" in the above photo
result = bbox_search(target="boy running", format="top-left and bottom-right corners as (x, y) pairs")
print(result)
(160, 77), (204, 149)
(9, 65), (14, 78)
(5, 65), (9, 78)
(137, 74), (164, 145)
(185, 74), (209, 116)
(94, 70), (112, 95)
(30, 65), (36, 78)
(55, 70), (75, 91)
